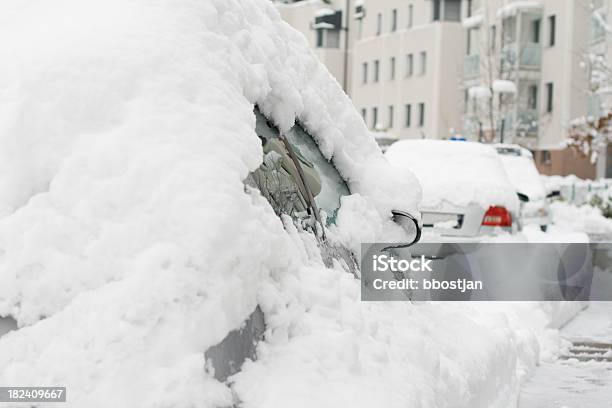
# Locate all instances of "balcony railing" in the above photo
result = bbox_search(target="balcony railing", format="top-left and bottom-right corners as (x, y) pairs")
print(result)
(515, 109), (539, 136)
(519, 42), (541, 67)
(464, 54), (480, 78)
(501, 42), (541, 69)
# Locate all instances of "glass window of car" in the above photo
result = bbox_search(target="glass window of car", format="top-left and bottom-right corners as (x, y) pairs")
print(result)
(250, 108), (350, 226)
(284, 122), (350, 224)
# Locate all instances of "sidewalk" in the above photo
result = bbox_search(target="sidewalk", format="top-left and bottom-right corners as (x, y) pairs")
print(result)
(519, 303), (612, 408)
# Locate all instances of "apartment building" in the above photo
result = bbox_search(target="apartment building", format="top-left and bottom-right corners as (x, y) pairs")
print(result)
(351, 0), (465, 140)
(276, 0), (605, 178)
(462, 0), (595, 178)
(276, 0), (354, 94)
(277, 0), (466, 140)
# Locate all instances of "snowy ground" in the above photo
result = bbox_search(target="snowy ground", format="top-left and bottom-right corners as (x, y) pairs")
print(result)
(519, 302), (612, 408)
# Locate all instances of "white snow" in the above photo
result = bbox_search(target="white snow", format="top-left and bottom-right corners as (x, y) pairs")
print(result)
(564, 302), (612, 342)
(549, 201), (612, 235)
(462, 14), (484, 29)
(496, 147), (546, 201)
(520, 302), (612, 408)
(312, 22), (335, 29)
(386, 140), (520, 212)
(0, 0), (422, 405)
(314, 7), (336, 17)
(493, 79), (518, 94)
(496, 1), (543, 19)
(0, 0), (584, 407)
(469, 85), (493, 99)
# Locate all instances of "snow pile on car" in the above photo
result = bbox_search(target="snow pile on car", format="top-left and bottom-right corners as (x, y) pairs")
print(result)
(0, 0), (572, 407)
(386, 140), (520, 212)
(497, 152), (546, 201)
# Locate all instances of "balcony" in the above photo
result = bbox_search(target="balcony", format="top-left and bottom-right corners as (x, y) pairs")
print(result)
(515, 109), (539, 136)
(519, 42), (541, 67)
(464, 54), (480, 78)
(501, 42), (541, 70)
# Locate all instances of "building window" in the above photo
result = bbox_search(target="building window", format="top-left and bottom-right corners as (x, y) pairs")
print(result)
(531, 18), (541, 43)
(357, 18), (363, 40)
(391, 9), (398, 32)
(316, 29), (323, 47)
(408, 4), (414, 28)
(390, 57), (396, 80)
(541, 150), (552, 164)
(361, 108), (367, 122)
(528, 85), (538, 110)
(420, 51), (427, 75)
(405, 104), (412, 127)
(362, 62), (368, 84)
(502, 16), (517, 45)
(433, 0), (461, 22)
(490, 25), (496, 53)
(315, 29), (340, 49)
(377, 13), (382, 35)
(406, 54), (414, 77)
(418, 103), (425, 127)
(444, 0), (461, 21)
(548, 15), (556, 46)
(373, 60), (380, 82)
(467, 28), (480, 55)
(372, 107), (378, 129)
(433, 0), (441, 21)
(545, 82), (554, 112)
(388, 105), (394, 128)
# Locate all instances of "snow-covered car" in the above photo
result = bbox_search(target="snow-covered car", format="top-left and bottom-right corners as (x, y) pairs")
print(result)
(386, 140), (520, 240)
(0, 1), (429, 406)
(494, 144), (551, 231)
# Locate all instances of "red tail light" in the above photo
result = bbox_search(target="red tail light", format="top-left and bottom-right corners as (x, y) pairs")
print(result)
(482, 206), (512, 227)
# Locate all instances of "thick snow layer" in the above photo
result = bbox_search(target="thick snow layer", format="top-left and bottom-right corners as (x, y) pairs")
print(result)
(496, 152), (546, 201)
(386, 140), (520, 212)
(564, 302), (612, 342)
(314, 7), (336, 17)
(462, 15), (484, 29)
(0, 0), (576, 407)
(493, 80), (517, 94)
(549, 201), (612, 235)
(496, 1), (543, 18)
(468, 85), (492, 99)
(0, 0), (424, 405)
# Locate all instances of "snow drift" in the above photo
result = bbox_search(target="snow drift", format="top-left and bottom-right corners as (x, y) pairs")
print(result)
(0, 0), (575, 407)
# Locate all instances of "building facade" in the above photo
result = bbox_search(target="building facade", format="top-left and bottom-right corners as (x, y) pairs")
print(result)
(462, 0), (594, 178)
(276, 0), (354, 94)
(277, 0), (605, 179)
(350, 0), (465, 140)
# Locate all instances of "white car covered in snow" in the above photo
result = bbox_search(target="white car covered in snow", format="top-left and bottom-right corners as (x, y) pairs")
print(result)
(494, 144), (551, 231)
(386, 140), (520, 240)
